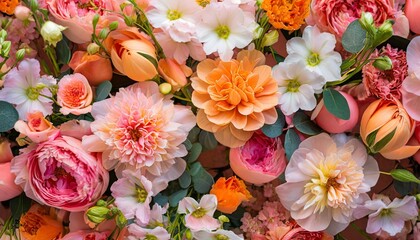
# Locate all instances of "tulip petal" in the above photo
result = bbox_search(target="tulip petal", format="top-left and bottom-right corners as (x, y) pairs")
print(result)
(381, 145), (420, 160)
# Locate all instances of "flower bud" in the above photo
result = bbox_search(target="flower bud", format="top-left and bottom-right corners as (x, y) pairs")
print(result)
(0, 30), (6, 41)
(254, 25), (264, 39)
(159, 83), (172, 95)
(390, 169), (420, 184)
(87, 43), (100, 55)
(218, 215), (230, 224)
(92, 14), (100, 29)
(1, 41), (11, 56)
(98, 28), (109, 39)
(185, 229), (193, 240)
(86, 206), (110, 225)
(109, 21), (119, 31)
(360, 99), (420, 159)
(359, 12), (375, 33)
(373, 56), (393, 71)
(16, 49), (26, 61)
(373, 20), (394, 46)
(40, 21), (66, 47)
(14, 6), (31, 21)
(261, 30), (279, 47)
(29, 0), (38, 11)
(115, 211), (127, 229)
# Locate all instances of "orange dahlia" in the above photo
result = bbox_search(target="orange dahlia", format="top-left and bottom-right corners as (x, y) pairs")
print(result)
(0, 0), (19, 15)
(191, 49), (279, 148)
(262, 0), (311, 31)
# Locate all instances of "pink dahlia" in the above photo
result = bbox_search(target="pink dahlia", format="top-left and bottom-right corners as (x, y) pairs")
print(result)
(83, 82), (196, 176)
(362, 44), (408, 100)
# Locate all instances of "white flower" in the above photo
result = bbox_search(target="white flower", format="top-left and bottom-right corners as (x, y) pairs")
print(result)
(196, 2), (256, 61)
(272, 62), (325, 115)
(177, 194), (220, 231)
(127, 225), (170, 240)
(193, 229), (244, 240)
(276, 133), (380, 235)
(285, 26), (342, 82)
(110, 170), (153, 225)
(354, 195), (418, 236)
(0, 59), (56, 119)
(40, 21), (66, 47)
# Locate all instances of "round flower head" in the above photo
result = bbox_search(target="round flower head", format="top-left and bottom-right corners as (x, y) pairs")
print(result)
(276, 133), (380, 234)
(177, 194), (220, 231)
(261, 0), (310, 31)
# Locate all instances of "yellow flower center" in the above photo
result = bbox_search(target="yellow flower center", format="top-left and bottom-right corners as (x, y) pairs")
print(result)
(286, 79), (301, 92)
(136, 185), (148, 203)
(145, 234), (158, 240)
(215, 25), (230, 40)
(380, 208), (392, 217)
(307, 52), (321, 66)
(216, 234), (229, 240)
(26, 87), (40, 100)
(191, 207), (207, 218)
(196, 0), (210, 7)
(167, 9), (182, 21)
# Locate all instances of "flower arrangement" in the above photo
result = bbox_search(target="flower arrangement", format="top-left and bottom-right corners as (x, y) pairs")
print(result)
(1, 0), (420, 239)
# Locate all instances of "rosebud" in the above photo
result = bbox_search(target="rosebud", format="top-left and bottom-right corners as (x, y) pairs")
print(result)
(373, 20), (394, 46)
(261, 30), (279, 47)
(360, 98), (420, 159)
(359, 12), (375, 33)
(14, 6), (31, 21)
(87, 43), (100, 55)
(159, 82), (172, 95)
(86, 206), (110, 225)
(373, 56), (393, 71)
(40, 21), (66, 47)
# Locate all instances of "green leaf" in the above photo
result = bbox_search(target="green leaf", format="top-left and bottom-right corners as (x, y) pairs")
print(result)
(183, 139), (192, 151)
(292, 111), (322, 136)
(187, 143), (202, 163)
(199, 130), (218, 150)
(10, 193), (31, 221)
(390, 169), (420, 184)
(323, 89), (350, 120)
(138, 52), (158, 69)
(0, 101), (19, 132)
(189, 162), (202, 177)
(168, 189), (188, 207)
(342, 20), (367, 53)
(178, 171), (191, 189)
(56, 37), (71, 65)
(262, 107), (285, 138)
(372, 128), (396, 153)
(192, 167), (214, 193)
(95, 81), (112, 102)
(394, 180), (419, 196)
(153, 193), (168, 207)
(284, 129), (301, 160)
(187, 126), (201, 143)
(366, 129), (378, 147)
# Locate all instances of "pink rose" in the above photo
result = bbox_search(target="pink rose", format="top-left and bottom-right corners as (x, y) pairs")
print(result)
(229, 131), (287, 185)
(59, 120), (92, 140)
(46, 0), (131, 44)
(14, 111), (58, 143)
(62, 230), (109, 240)
(309, 0), (395, 38)
(11, 133), (109, 212)
(57, 73), (93, 115)
(0, 162), (23, 201)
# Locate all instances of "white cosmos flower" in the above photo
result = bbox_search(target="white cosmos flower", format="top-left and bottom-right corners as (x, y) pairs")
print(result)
(285, 26), (342, 82)
(272, 62), (325, 115)
(196, 2), (256, 61)
(276, 133), (380, 235)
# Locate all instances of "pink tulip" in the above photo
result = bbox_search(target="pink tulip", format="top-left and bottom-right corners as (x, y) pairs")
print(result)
(0, 162), (22, 201)
(405, 0), (420, 34)
(230, 131), (286, 185)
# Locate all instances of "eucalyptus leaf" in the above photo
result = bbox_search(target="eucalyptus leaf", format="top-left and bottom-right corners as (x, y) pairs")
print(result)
(292, 111), (322, 136)
(0, 101), (19, 132)
(189, 162), (202, 177)
(323, 89), (350, 120)
(342, 20), (366, 53)
(192, 167), (214, 193)
(95, 81), (112, 102)
(168, 189), (188, 207)
(262, 107), (285, 138)
(178, 171), (192, 189)
(199, 130), (218, 150)
(284, 129), (301, 160)
(187, 126), (201, 143)
(153, 193), (169, 207)
(187, 143), (202, 163)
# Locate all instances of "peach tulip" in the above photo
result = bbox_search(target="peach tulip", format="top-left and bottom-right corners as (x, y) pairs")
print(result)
(0, 138), (13, 163)
(69, 51), (113, 86)
(104, 28), (158, 82)
(405, 0), (420, 34)
(360, 98), (420, 159)
(0, 162), (22, 201)
(158, 59), (191, 91)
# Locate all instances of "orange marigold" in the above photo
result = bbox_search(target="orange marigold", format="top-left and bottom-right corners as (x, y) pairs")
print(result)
(191, 49), (279, 148)
(210, 176), (252, 214)
(0, 0), (19, 15)
(262, 0), (311, 31)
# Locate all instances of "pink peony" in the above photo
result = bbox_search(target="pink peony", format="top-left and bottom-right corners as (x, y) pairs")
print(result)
(83, 81), (195, 178)
(362, 44), (408, 100)
(11, 133), (109, 212)
(46, 0), (131, 43)
(229, 131), (287, 185)
(57, 73), (93, 115)
(308, 0), (395, 38)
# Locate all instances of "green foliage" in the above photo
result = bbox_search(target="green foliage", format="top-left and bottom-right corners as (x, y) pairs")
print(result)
(284, 128), (301, 161)
(292, 111), (322, 136)
(95, 81), (112, 102)
(323, 89), (350, 120)
(0, 101), (19, 132)
(199, 130), (218, 150)
(262, 107), (285, 138)
(342, 20), (366, 53)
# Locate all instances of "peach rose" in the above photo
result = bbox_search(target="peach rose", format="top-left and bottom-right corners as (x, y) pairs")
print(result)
(46, 0), (130, 44)
(0, 162), (22, 201)
(192, 49), (279, 147)
(57, 73), (93, 115)
(104, 28), (158, 82)
(209, 176), (252, 214)
(69, 51), (113, 86)
(0, 138), (13, 163)
(360, 98), (420, 159)
(14, 111), (58, 143)
(158, 58), (192, 91)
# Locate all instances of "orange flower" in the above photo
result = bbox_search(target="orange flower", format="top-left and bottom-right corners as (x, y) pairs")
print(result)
(158, 58), (192, 91)
(210, 176), (252, 214)
(19, 204), (63, 240)
(69, 51), (113, 86)
(0, 0), (19, 15)
(261, 0), (310, 31)
(191, 49), (279, 148)
(104, 27), (158, 82)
